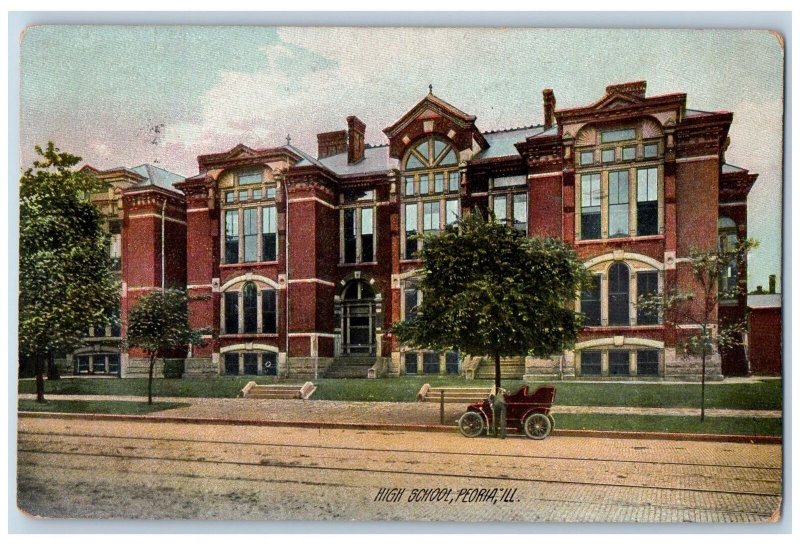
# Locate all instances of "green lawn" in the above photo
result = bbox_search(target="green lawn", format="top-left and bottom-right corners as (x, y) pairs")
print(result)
(18, 399), (189, 415)
(554, 414), (783, 436)
(18, 376), (782, 410)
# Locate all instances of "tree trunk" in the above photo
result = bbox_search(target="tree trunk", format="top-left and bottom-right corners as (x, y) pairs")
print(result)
(148, 352), (156, 405)
(46, 352), (60, 381)
(700, 350), (706, 422)
(494, 350), (501, 390)
(34, 353), (46, 403)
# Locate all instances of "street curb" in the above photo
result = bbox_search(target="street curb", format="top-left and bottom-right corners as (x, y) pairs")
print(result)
(18, 411), (782, 444)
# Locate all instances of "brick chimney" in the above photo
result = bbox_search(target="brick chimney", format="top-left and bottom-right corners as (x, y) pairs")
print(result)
(543, 89), (556, 130)
(317, 130), (347, 159)
(347, 115), (366, 164)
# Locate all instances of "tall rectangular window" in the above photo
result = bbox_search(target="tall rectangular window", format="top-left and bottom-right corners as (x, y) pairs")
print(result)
(636, 271), (660, 325)
(580, 173), (601, 239)
(224, 292), (239, 334)
(581, 350), (601, 375)
(262, 289), (277, 333)
(404, 287), (419, 320)
(445, 199), (459, 226)
(448, 172), (459, 192)
(243, 208), (258, 262)
(513, 193), (527, 232)
(445, 351), (460, 374)
(262, 352), (278, 375)
(608, 170), (629, 237)
(581, 274), (601, 326)
(343, 208), (357, 264)
(404, 176), (414, 196)
(262, 205), (277, 261)
(361, 207), (374, 262)
(404, 352), (418, 374)
(493, 195), (507, 223)
(423, 352), (439, 374)
(423, 201), (439, 233)
(637, 167), (658, 236)
(224, 353), (239, 375)
(637, 349), (659, 376)
(434, 173), (444, 193)
(107, 354), (120, 375)
(405, 203), (418, 259)
(225, 210), (239, 264)
(419, 174), (429, 195)
(243, 353), (259, 375)
(609, 350), (630, 375)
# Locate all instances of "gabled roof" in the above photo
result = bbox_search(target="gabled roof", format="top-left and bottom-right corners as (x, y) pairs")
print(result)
(556, 80), (687, 124)
(383, 92), (477, 136)
(197, 143), (303, 172)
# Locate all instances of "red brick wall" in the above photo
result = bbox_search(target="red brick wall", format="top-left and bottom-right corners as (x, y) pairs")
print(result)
(749, 307), (782, 376)
(530, 174), (562, 238)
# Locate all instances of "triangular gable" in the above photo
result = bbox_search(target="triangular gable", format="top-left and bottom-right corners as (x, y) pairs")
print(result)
(591, 92), (644, 111)
(226, 144), (258, 159)
(383, 93), (477, 137)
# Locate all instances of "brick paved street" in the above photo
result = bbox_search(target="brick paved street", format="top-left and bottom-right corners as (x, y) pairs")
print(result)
(17, 416), (782, 522)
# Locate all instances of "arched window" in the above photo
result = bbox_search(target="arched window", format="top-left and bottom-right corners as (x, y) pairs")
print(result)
(401, 136), (461, 259)
(223, 280), (278, 335)
(608, 262), (630, 325)
(242, 282), (258, 333)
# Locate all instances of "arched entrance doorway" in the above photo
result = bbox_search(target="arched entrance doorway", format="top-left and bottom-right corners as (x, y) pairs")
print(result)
(341, 280), (376, 355)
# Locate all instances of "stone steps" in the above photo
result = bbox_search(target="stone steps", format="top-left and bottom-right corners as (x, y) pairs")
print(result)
(324, 357), (376, 379)
(240, 382), (316, 399)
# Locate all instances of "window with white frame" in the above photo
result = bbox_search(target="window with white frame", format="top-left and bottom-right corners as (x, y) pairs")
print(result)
(401, 136), (460, 259)
(221, 169), (278, 264)
(341, 189), (376, 264)
(223, 351), (278, 376)
(489, 177), (527, 233)
(222, 282), (278, 335)
(575, 125), (662, 241)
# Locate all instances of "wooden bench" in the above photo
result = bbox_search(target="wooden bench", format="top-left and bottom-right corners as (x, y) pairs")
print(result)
(417, 384), (492, 403)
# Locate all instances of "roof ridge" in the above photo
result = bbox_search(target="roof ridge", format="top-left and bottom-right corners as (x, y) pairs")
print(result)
(482, 124), (542, 135)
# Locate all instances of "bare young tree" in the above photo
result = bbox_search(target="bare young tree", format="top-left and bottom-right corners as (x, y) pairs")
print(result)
(638, 238), (757, 421)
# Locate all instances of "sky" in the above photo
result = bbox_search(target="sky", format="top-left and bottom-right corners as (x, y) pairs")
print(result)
(19, 27), (784, 290)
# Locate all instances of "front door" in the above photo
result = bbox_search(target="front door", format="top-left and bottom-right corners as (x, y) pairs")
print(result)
(341, 280), (376, 356)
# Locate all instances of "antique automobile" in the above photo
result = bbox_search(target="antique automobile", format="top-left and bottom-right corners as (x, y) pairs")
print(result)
(457, 385), (556, 439)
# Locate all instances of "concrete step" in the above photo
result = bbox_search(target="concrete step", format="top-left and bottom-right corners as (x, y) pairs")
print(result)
(247, 392), (301, 399)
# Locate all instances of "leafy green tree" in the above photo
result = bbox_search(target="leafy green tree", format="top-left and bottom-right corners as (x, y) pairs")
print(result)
(638, 238), (757, 421)
(125, 289), (207, 404)
(393, 212), (590, 388)
(19, 143), (119, 402)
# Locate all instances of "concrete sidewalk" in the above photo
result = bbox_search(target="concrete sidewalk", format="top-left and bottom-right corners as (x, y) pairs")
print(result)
(17, 394), (782, 424)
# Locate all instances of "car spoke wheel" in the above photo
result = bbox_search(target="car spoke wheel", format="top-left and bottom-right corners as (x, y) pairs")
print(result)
(458, 411), (484, 438)
(547, 413), (555, 430)
(524, 412), (552, 440)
